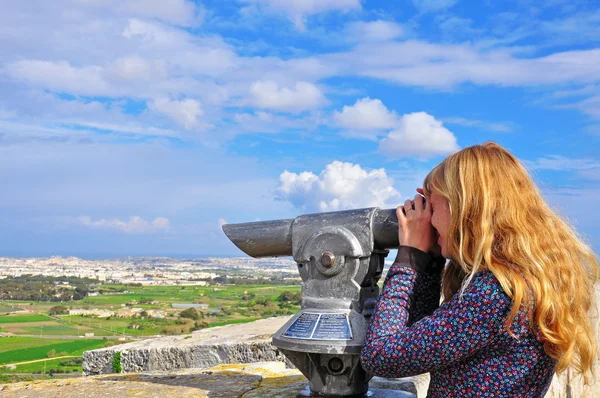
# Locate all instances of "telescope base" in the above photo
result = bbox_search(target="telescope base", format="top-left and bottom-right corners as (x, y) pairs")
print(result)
(296, 385), (416, 398)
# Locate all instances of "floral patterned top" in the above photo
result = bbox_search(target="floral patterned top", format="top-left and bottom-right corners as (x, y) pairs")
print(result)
(360, 246), (557, 397)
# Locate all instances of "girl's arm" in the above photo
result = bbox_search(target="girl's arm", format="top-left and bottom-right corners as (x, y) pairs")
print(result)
(360, 246), (510, 378)
(408, 255), (445, 325)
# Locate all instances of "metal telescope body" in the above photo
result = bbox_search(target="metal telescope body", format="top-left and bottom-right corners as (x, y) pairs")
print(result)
(222, 207), (403, 397)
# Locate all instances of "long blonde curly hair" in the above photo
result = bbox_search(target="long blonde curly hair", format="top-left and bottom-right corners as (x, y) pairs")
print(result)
(422, 141), (598, 382)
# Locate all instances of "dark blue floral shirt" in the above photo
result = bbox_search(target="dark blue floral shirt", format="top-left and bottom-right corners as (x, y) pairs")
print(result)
(360, 246), (556, 397)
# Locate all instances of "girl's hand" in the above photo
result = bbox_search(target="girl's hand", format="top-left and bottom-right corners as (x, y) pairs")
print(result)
(396, 193), (436, 253)
(415, 187), (443, 258)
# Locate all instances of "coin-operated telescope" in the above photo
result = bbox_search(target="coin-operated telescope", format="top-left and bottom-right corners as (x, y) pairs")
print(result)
(223, 208), (411, 397)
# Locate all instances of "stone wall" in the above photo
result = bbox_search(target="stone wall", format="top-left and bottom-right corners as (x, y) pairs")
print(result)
(83, 317), (293, 375)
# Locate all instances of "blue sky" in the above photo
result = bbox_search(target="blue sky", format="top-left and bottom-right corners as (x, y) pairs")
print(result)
(0, 0), (599, 258)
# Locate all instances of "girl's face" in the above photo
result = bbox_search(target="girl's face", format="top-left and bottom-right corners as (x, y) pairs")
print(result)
(430, 192), (451, 258)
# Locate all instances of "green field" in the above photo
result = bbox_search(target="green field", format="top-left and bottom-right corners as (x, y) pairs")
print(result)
(58, 315), (165, 336)
(79, 284), (300, 307)
(3, 357), (82, 374)
(0, 337), (109, 365)
(0, 283), (301, 338)
(0, 282), (302, 379)
(0, 314), (50, 323)
(17, 325), (86, 336)
(0, 337), (67, 353)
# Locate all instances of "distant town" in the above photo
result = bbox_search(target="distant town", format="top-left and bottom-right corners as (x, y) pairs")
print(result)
(0, 256), (302, 286)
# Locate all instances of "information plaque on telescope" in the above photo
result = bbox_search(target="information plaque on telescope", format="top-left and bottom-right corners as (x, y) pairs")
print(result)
(283, 312), (352, 340)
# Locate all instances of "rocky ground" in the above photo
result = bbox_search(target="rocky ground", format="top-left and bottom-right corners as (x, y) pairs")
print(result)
(1, 362), (418, 398)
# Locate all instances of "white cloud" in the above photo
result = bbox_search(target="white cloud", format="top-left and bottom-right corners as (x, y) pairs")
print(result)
(275, 161), (401, 212)
(524, 156), (600, 171)
(6, 60), (110, 97)
(77, 215), (171, 234)
(542, 188), (600, 230)
(412, 0), (457, 13)
(578, 168), (600, 180)
(106, 55), (167, 82)
(443, 117), (514, 132)
(577, 95), (600, 119)
(539, 9), (600, 46)
(149, 97), (204, 129)
(348, 21), (404, 42)
(4, 1), (600, 148)
(118, 0), (203, 27)
(379, 112), (459, 158)
(249, 80), (326, 113)
(121, 19), (238, 77)
(333, 97), (397, 130)
(7, 56), (169, 98)
(437, 16), (482, 41)
(322, 41), (600, 89)
(77, 0), (203, 27)
(0, 108), (17, 119)
(5, 4), (600, 143)
(233, 111), (320, 134)
(243, 0), (361, 29)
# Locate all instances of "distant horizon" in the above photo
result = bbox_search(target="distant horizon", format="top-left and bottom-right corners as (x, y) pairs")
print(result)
(0, 251), (250, 261)
(3, 243), (598, 263)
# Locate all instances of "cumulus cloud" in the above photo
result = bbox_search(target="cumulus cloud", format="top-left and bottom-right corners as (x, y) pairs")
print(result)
(121, 19), (238, 76)
(379, 112), (459, 158)
(275, 161), (401, 212)
(6, 60), (110, 97)
(348, 21), (404, 42)
(334, 97), (398, 131)
(77, 216), (171, 234)
(149, 97), (204, 129)
(243, 0), (361, 29)
(106, 55), (167, 82)
(411, 0), (457, 13)
(249, 80), (326, 113)
(7, 56), (167, 97)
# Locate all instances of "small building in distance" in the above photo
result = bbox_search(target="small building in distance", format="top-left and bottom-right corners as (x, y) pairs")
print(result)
(171, 303), (208, 309)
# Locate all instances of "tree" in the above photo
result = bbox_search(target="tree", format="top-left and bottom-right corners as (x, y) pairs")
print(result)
(49, 306), (69, 316)
(278, 291), (301, 305)
(193, 321), (209, 331)
(179, 308), (200, 321)
(139, 297), (154, 304)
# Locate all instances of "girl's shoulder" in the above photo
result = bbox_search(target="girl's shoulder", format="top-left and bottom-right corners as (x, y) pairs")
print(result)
(447, 269), (515, 320)
(461, 269), (509, 299)
(465, 269), (537, 339)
